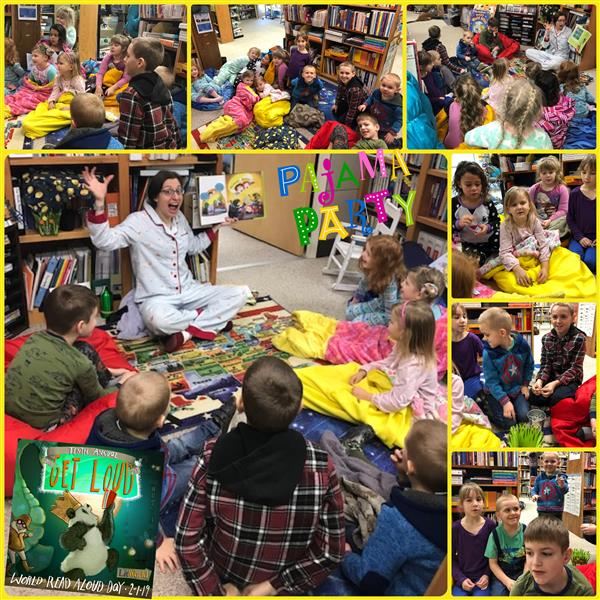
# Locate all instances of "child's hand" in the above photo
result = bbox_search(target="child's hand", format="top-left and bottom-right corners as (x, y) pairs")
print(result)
(332, 104), (337, 113)
(461, 579), (476, 592)
(108, 367), (132, 377)
(222, 583), (241, 596)
(503, 401), (516, 421)
(242, 580), (276, 596)
(95, 86), (103, 97)
(513, 266), (532, 287)
(48, 100), (56, 110)
(580, 237), (593, 248)
(531, 494), (539, 502)
(537, 264), (549, 284)
(581, 523), (597, 536)
(557, 475), (566, 488)
(465, 56), (471, 62)
(532, 379), (543, 394)
(344, 542), (352, 553)
(473, 224), (488, 236)
(541, 219), (551, 228)
(352, 386), (372, 401)
(358, 104), (367, 112)
(105, 84), (118, 97)
(349, 369), (366, 385)
(155, 538), (180, 574)
(384, 132), (396, 145)
(541, 380), (559, 397)
(475, 575), (489, 590)
(506, 579), (515, 592)
(458, 214), (474, 228)
(521, 386), (530, 400)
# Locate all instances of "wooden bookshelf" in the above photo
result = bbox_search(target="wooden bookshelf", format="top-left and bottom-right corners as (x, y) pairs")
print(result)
(191, 7), (223, 70)
(4, 224), (29, 337)
(5, 154), (222, 326)
(564, 452), (596, 536)
(138, 5), (187, 71)
(283, 4), (401, 92)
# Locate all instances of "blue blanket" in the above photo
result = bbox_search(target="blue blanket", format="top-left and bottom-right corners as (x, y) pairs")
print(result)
(564, 111), (596, 149)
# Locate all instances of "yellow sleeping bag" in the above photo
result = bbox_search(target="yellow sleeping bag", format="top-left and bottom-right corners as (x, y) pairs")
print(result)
(296, 362), (413, 448)
(101, 67), (129, 111)
(200, 115), (238, 143)
(452, 423), (502, 450)
(254, 96), (291, 128)
(21, 92), (76, 139)
(485, 246), (596, 299)
(272, 310), (336, 359)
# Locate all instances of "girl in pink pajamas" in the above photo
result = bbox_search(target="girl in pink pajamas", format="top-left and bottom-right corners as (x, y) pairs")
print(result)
(85, 168), (249, 352)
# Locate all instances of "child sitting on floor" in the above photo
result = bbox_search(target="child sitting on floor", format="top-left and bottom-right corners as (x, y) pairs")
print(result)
(419, 50), (446, 115)
(557, 60), (595, 119)
(400, 266), (445, 317)
(332, 62), (367, 128)
(118, 38), (181, 149)
(567, 155), (596, 273)
(5, 38), (25, 93)
(483, 58), (511, 118)
(533, 70), (575, 149)
(479, 307), (534, 433)
(343, 420), (447, 595)
(528, 156), (569, 234)
(456, 29), (488, 88)
(430, 50), (455, 93)
(5, 285), (133, 430)
(465, 79), (552, 149)
(530, 303), (586, 409)
(271, 49), (289, 90)
(175, 356), (345, 595)
(39, 23), (70, 63)
(327, 113), (387, 149)
(51, 93), (123, 149)
(214, 47), (261, 87)
(452, 303), (484, 400)
(296, 300), (442, 448)
(191, 61), (223, 105)
(445, 74), (486, 149)
(46, 51), (85, 109)
(55, 6), (77, 49)
(290, 64), (322, 108)
(484, 494), (526, 595)
(346, 234), (405, 326)
(95, 34), (131, 99)
(499, 187), (550, 287)
(358, 72), (402, 148)
(452, 482), (496, 596)
(422, 25), (465, 78)
(531, 452), (569, 520)
(511, 517), (594, 596)
(87, 371), (234, 575)
(254, 75), (273, 99)
(29, 44), (57, 86)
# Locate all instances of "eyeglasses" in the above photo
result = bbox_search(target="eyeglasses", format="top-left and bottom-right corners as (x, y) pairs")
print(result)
(160, 188), (184, 197)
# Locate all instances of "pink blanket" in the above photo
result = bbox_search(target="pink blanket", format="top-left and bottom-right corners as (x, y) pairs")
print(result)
(325, 307), (448, 379)
(5, 77), (53, 117)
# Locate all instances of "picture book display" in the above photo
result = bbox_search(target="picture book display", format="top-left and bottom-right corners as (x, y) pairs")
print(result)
(7, 440), (164, 597)
(198, 172), (265, 226)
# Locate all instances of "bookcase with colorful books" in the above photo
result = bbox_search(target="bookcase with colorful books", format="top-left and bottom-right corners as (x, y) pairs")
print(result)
(283, 4), (401, 92)
(4, 155), (222, 326)
(564, 452), (597, 536)
(452, 452), (521, 520)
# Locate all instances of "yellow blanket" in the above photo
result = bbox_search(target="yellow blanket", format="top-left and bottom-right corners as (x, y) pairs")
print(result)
(296, 362), (413, 448)
(485, 246), (596, 299)
(101, 67), (129, 112)
(21, 92), (76, 139)
(452, 423), (502, 450)
(272, 310), (336, 359)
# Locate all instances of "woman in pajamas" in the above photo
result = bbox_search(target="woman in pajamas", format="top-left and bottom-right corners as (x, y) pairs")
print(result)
(525, 11), (572, 71)
(84, 168), (248, 352)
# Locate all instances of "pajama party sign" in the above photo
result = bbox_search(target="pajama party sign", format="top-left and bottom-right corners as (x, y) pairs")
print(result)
(198, 173), (266, 226)
(6, 440), (163, 597)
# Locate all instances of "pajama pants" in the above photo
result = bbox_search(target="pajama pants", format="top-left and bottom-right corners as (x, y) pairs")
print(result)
(525, 49), (565, 71)
(529, 382), (579, 408)
(139, 282), (249, 336)
(295, 362), (413, 448)
(21, 92), (75, 139)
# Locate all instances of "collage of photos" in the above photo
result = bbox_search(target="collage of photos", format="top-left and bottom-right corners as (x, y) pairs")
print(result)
(1, 2), (598, 600)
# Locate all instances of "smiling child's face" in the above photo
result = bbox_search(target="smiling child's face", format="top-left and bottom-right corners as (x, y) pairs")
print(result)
(463, 31), (474, 45)
(338, 65), (353, 84)
(379, 76), (398, 100)
(357, 117), (379, 140)
(302, 67), (317, 84)
(248, 49), (260, 61)
(191, 65), (199, 78)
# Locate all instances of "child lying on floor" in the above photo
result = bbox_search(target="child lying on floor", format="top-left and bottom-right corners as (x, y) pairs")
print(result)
(191, 62), (224, 106)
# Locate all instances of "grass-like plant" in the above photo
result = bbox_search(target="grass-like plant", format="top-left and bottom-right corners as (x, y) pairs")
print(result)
(571, 548), (591, 566)
(506, 423), (544, 448)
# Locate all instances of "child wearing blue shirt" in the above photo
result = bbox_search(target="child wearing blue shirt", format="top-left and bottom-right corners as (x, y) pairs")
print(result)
(478, 307), (534, 433)
(358, 73), (402, 148)
(456, 30), (488, 88)
(290, 64), (322, 108)
(532, 452), (569, 520)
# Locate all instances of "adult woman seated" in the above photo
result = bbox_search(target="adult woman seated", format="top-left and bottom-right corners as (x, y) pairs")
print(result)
(84, 168), (248, 352)
(474, 17), (519, 65)
(526, 10), (573, 71)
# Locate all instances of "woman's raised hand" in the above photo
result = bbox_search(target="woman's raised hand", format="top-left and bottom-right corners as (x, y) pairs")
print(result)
(82, 166), (115, 204)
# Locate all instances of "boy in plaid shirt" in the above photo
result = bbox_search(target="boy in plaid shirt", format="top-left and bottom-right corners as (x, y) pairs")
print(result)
(530, 303), (586, 408)
(118, 38), (181, 149)
(175, 356), (345, 595)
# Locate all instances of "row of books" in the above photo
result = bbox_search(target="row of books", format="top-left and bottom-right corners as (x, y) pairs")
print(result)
(510, 310), (532, 331)
(584, 471), (596, 487)
(321, 58), (377, 89)
(187, 251), (211, 284)
(329, 8), (372, 35)
(492, 470), (518, 485)
(139, 5), (186, 19)
(352, 49), (381, 71)
(346, 35), (386, 54)
(405, 154), (448, 170)
(417, 231), (445, 262)
(583, 491), (596, 508)
(585, 454), (597, 469)
(453, 452), (519, 467)
(367, 9), (396, 38)
(22, 248), (92, 310)
(452, 490), (499, 510)
(428, 180), (447, 221)
(283, 5), (322, 25)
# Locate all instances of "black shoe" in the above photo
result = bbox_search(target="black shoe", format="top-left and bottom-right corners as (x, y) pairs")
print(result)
(210, 400), (236, 433)
(339, 424), (376, 453)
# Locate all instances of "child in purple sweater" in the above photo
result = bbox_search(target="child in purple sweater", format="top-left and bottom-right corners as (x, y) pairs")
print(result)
(452, 303), (484, 400)
(452, 482), (496, 596)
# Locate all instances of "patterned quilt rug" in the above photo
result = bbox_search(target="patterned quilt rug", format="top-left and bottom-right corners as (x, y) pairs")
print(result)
(115, 295), (396, 472)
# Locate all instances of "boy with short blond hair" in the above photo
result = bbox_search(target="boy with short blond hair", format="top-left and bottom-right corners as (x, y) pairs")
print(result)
(175, 356), (345, 596)
(531, 452), (569, 520)
(485, 494), (526, 595)
(53, 93), (124, 149)
(479, 307), (534, 432)
(118, 37), (181, 149)
(358, 72), (402, 147)
(5, 285), (127, 429)
(510, 517), (594, 595)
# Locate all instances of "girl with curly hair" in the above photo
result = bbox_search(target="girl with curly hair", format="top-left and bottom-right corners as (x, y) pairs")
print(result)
(445, 74), (486, 149)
